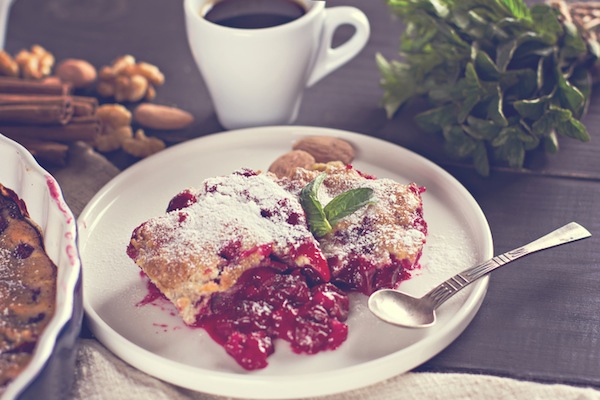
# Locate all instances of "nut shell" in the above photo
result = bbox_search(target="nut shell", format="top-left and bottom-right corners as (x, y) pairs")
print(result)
(293, 136), (355, 164)
(55, 59), (97, 89)
(268, 150), (316, 178)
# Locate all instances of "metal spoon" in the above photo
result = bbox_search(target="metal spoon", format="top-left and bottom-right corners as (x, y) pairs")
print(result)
(368, 222), (591, 328)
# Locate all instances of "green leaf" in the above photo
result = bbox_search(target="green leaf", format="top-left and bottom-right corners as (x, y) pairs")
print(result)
(513, 95), (550, 120)
(494, 134), (525, 168)
(499, 0), (531, 21)
(532, 107), (570, 136)
(506, 139), (525, 168)
(561, 20), (587, 59)
(501, 68), (537, 99)
(300, 173), (376, 238)
(492, 125), (522, 147)
(299, 173), (331, 238)
(455, 62), (484, 122)
(570, 65), (592, 111)
(324, 188), (374, 227)
(496, 38), (518, 72)
(530, 4), (562, 44)
(544, 130), (559, 153)
(443, 125), (478, 158)
(465, 115), (502, 140)
(485, 87), (508, 126)
(376, 54), (419, 117)
(555, 117), (591, 142)
(472, 46), (499, 80)
(556, 68), (585, 117)
(517, 128), (540, 150)
(415, 104), (457, 133)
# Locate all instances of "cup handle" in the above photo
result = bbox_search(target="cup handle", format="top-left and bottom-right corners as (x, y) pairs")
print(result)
(306, 6), (370, 88)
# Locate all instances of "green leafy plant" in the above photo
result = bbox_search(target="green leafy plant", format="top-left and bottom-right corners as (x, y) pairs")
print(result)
(378, 0), (599, 175)
(300, 173), (374, 238)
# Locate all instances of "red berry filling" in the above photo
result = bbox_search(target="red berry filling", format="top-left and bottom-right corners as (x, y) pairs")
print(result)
(195, 266), (348, 370)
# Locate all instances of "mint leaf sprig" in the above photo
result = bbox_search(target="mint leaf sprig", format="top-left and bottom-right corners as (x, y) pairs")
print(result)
(378, 0), (598, 176)
(300, 173), (375, 238)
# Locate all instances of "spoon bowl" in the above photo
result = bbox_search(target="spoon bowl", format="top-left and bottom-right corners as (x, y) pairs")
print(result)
(368, 222), (591, 328)
(368, 289), (436, 328)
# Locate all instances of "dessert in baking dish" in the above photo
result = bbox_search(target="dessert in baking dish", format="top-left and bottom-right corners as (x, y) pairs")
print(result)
(0, 184), (57, 388)
(127, 169), (348, 369)
(278, 162), (427, 295)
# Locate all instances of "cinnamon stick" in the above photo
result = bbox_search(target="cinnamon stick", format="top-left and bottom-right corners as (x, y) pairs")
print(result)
(72, 96), (98, 117)
(0, 115), (100, 142)
(0, 76), (71, 96)
(17, 138), (68, 166)
(0, 94), (73, 124)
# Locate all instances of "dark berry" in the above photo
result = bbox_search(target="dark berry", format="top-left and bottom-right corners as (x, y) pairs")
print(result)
(14, 243), (34, 259)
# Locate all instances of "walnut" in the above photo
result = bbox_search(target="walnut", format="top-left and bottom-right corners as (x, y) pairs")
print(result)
(122, 129), (166, 158)
(131, 62), (165, 86)
(14, 45), (54, 80)
(96, 55), (164, 102)
(96, 104), (131, 129)
(95, 126), (133, 152)
(94, 104), (133, 152)
(0, 51), (19, 77)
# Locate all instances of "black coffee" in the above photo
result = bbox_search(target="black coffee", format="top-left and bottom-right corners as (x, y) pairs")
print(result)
(204, 0), (306, 29)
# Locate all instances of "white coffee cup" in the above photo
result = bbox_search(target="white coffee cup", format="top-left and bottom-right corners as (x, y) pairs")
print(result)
(183, 0), (370, 130)
(0, 0), (15, 50)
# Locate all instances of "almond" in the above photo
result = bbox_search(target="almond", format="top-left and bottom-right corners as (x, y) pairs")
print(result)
(133, 103), (194, 130)
(293, 136), (355, 164)
(55, 58), (97, 88)
(268, 150), (316, 178)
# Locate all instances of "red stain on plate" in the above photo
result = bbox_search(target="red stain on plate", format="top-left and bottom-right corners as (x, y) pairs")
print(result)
(46, 175), (78, 266)
(46, 175), (73, 224)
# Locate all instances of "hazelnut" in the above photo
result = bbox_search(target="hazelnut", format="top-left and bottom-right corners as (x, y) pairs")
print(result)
(55, 58), (97, 88)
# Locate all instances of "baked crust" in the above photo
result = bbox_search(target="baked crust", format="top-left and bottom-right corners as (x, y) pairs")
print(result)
(277, 162), (427, 294)
(127, 169), (329, 325)
(0, 184), (57, 388)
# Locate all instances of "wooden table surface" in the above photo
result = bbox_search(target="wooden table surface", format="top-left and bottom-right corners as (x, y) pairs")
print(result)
(5, 0), (599, 391)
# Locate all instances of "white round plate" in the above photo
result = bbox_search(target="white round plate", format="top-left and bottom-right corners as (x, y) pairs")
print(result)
(78, 126), (493, 399)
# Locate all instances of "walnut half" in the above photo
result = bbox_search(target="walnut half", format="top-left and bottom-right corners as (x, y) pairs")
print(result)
(97, 55), (164, 102)
(122, 129), (166, 158)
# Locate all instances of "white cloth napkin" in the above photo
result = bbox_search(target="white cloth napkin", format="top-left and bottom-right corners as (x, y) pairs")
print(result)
(69, 339), (600, 400)
(52, 144), (600, 400)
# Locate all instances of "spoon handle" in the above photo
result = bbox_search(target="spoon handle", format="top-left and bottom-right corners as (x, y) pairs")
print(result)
(424, 222), (591, 309)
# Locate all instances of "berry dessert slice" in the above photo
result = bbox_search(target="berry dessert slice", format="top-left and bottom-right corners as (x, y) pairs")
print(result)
(0, 184), (57, 388)
(127, 169), (348, 370)
(278, 162), (428, 295)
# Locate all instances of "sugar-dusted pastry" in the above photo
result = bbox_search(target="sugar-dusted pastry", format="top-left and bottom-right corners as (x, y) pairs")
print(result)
(127, 169), (348, 370)
(278, 162), (427, 294)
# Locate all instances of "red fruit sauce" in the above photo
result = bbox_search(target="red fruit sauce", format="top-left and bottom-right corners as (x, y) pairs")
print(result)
(139, 266), (348, 370)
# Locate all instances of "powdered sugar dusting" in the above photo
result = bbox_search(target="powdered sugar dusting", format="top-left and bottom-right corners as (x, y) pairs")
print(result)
(139, 170), (315, 267)
(280, 165), (427, 270)
(0, 247), (26, 295)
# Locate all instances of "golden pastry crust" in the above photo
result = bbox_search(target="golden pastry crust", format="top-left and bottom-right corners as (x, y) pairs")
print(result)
(0, 184), (57, 388)
(277, 162), (427, 293)
(127, 169), (329, 325)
